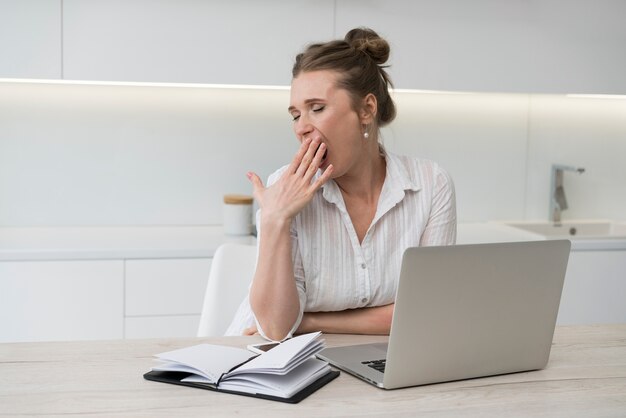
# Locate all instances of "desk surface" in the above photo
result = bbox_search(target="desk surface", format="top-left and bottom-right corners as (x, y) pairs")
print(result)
(1, 325), (625, 417)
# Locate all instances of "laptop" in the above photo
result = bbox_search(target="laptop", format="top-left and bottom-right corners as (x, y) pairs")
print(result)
(316, 240), (571, 389)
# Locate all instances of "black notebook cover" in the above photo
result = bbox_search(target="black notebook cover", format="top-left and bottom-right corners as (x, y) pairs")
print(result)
(143, 369), (340, 404)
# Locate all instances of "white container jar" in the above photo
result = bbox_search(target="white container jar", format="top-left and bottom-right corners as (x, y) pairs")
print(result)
(223, 194), (253, 235)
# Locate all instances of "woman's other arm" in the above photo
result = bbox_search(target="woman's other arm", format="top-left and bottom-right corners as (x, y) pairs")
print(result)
(296, 304), (394, 335)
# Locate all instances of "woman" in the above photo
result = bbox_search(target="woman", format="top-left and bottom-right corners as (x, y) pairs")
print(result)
(227, 28), (456, 341)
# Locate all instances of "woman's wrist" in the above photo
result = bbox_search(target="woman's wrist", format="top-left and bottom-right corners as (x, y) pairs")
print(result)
(260, 210), (292, 232)
(296, 313), (316, 334)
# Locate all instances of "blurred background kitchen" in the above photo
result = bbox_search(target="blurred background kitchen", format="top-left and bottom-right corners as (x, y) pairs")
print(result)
(1, 0), (625, 343)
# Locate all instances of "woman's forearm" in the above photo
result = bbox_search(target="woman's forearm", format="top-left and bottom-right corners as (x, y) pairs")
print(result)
(246, 137), (334, 341)
(249, 215), (301, 341)
(297, 304), (394, 335)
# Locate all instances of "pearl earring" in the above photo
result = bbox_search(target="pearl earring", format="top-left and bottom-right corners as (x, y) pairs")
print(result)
(363, 125), (369, 139)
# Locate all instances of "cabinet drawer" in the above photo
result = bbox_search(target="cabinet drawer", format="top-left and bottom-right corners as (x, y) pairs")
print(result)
(0, 260), (124, 342)
(557, 250), (626, 324)
(125, 315), (200, 339)
(125, 258), (211, 316)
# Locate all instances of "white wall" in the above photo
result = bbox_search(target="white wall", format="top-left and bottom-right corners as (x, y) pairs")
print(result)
(1, 82), (625, 226)
(0, 83), (293, 225)
(386, 92), (529, 221)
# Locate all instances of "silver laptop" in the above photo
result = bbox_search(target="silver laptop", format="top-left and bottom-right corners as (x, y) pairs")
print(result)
(317, 240), (571, 389)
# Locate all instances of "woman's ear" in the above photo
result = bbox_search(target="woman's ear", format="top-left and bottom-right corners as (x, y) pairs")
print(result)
(359, 93), (378, 124)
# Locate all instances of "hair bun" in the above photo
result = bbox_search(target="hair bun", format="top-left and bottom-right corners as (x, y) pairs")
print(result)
(344, 27), (390, 65)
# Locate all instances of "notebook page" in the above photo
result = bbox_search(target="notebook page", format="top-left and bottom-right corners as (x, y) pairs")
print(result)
(230, 332), (323, 375)
(154, 344), (255, 382)
(218, 358), (330, 398)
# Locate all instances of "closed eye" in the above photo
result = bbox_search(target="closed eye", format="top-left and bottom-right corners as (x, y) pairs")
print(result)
(312, 105), (325, 113)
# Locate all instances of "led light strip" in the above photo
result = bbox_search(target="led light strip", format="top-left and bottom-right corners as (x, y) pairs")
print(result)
(0, 78), (290, 90)
(3, 79), (624, 98)
(567, 94), (626, 100)
(0, 78), (473, 95)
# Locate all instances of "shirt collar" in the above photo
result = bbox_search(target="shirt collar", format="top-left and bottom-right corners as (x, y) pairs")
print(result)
(320, 147), (422, 209)
(383, 149), (422, 193)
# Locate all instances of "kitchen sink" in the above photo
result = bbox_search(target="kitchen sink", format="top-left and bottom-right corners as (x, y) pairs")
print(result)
(504, 220), (626, 240)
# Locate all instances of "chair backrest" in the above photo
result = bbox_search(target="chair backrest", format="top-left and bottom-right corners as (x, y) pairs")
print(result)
(197, 243), (257, 337)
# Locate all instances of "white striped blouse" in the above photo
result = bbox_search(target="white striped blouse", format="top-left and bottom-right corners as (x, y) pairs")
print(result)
(225, 151), (457, 338)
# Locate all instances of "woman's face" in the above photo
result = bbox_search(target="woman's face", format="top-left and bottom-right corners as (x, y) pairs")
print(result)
(289, 70), (368, 179)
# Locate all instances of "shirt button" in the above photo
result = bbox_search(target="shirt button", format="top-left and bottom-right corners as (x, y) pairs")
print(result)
(360, 263), (366, 269)
(361, 298), (368, 303)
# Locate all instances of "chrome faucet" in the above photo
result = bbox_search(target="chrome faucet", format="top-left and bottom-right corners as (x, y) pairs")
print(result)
(549, 164), (585, 225)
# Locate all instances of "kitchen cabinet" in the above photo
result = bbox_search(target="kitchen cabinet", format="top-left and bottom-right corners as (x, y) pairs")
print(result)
(557, 250), (626, 325)
(0, 227), (254, 342)
(125, 316), (202, 339)
(0, 257), (214, 342)
(62, 0), (334, 85)
(2, 225), (624, 343)
(124, 258), (212, 338)
(0, 0), (62, 79)
(3, 1), (625, 93)
(335, 0), (626, 94)
(0, 260), (124, 343)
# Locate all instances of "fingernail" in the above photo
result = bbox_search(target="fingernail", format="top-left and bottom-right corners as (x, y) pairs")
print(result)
(246, 172), (253, 179)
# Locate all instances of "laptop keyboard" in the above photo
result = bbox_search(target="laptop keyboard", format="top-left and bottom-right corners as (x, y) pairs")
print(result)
(362, 359), (386, 373)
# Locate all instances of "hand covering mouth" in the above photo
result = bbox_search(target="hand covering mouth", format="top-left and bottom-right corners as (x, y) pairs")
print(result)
(314, 142), (328, 163)
(320, 147), (328, 163)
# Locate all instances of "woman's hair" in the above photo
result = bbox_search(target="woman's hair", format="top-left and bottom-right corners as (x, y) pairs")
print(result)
(292, 27), (396, 127)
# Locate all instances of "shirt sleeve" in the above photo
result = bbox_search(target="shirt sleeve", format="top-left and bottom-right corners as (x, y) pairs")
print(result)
(420, 164), (457, 246)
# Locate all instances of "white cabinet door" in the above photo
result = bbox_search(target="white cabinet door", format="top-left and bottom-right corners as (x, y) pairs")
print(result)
(557, 250), (626, 325)
(0, 260), (124, 342)
(125, 258), (211, 316)
(62, 0), (334, 85)
(124, 258), (211, 338)
(125, 315), (200, 339)
(0, 0), (62, 78)
(335, 1), (626, 94)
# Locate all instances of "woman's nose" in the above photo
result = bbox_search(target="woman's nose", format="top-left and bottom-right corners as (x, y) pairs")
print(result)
(294, 117), (314, 139)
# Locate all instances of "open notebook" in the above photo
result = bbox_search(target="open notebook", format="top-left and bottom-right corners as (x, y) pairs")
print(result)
(143, 331), (339, 403)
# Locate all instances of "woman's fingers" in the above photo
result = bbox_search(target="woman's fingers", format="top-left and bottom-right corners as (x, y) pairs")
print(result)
(252, 137), (331, 220)
(247, 171), (265, 201)
(288, 138), (312, 174)
(312, 164), (334, 190)
(243, 326), (258, 336)
(305, 142), (326, 178)
(295, 138), (322, 177)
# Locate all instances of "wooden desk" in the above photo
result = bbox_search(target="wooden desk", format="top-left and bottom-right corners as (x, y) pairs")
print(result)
(1, 325), (625, 417)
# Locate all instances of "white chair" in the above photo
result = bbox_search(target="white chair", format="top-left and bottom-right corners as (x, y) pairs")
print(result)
(197, 243), (257, 337)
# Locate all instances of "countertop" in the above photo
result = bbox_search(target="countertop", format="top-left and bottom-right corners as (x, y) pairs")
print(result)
(0, 222), (623, 262)
(0, 226), (256, 261)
